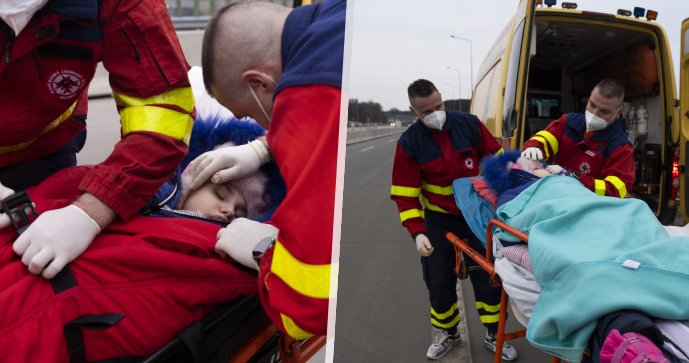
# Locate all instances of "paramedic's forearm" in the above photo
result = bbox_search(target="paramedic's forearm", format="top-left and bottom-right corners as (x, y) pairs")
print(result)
(73, 193), (117, 230)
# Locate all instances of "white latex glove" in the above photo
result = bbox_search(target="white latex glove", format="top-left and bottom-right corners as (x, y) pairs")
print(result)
(187, 140), (270, 190)
(415, 233), (434, 256)
(546, 164), (564, 175)
(521, 147), (544, 161)
(216, 217), (278, 270)
(13, 204), (100, 279)
(0, 181), (15, 229)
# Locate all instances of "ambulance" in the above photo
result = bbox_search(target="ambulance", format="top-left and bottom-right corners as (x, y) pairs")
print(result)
(470, 0), (689, 223)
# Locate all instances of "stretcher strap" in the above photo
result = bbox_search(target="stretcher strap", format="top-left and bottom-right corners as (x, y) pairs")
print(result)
(63, 313), (133, 363)
(51, 265), (78, 293)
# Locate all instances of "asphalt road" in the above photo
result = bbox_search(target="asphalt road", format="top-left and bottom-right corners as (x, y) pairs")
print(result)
(333, 134), (552, 363)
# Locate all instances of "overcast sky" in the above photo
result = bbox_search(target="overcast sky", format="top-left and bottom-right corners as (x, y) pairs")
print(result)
(346, 0), (688, 111)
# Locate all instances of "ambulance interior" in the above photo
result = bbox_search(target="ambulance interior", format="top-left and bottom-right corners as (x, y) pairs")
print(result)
(525, 18), (666, 208)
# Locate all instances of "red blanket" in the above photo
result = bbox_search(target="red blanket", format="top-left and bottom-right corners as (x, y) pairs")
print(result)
(0, 166), (257, 362)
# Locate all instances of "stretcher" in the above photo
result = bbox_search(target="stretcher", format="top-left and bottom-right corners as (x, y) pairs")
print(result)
(445, 220), (563, 363)
(144, 294), (325, 363)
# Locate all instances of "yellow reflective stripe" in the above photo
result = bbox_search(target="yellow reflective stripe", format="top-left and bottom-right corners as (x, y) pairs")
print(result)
(531, 135), (550, 159)
(431, 314), (461, 329)
(400, 209), (424, 222)
(594, 179), (606, 196)
(535, 130), (559, 155)
(391, 185), (421, 197)
(604, 176), (627, 198)
(479, 313), (501, 324)
(280, 313), (313, 339)
(114, 87), (194, 113)
(0, 102), (77, 154)
(431, 302), (459, 320)
(120, 106), (194, 145)
(421, 195), (448, 213)
(422, 182), (453, 196)
(495, 147), (505, 155)
(271, 241), (330, 299)
(475, 302), (501, 313)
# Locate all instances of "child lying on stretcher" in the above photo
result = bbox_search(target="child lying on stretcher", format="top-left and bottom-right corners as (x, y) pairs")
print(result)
(481, 151), (565, 271)
(139, 114), (284, 228)
(474, 151), (689, 363)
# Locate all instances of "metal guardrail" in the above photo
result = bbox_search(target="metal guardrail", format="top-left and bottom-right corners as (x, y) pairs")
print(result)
(171, 16), (211, 30)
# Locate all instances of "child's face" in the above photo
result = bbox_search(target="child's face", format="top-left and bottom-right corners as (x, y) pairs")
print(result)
(182, 181), (248, 223)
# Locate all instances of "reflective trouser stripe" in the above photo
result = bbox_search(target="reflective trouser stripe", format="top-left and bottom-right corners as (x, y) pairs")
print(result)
(400, 208), (424, 222)
(281, 313), (313, 339)
(0, 101), (77, 154)
(391, 185), (421, 197)
(271, 241), (330, 299)
(479, 313), (500, 324)
(475, 301), (501, 313)
(431, 314), (461, 329)
(432, 302), (459, 320)
(594, 179), (606, 196)
(604, 176), (627, 198)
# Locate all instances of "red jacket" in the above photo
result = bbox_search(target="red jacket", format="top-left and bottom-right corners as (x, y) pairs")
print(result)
(0, 166), (256, 362)
(0, 0), (194, 220)
(522, 113), (634, 198)
(391, 111), (502, 237)
(256, 0), (345, 339)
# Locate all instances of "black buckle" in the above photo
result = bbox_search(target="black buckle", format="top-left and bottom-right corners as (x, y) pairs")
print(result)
(1, 191), (38, 235)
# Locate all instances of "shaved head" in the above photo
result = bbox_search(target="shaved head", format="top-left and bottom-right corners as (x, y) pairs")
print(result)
(202, 1), (290, 97)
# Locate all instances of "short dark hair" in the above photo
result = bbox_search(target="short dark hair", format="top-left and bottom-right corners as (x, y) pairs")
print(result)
(201, 3), (239, 95)
(407, 79), (438, 100)
(596, 78), (625, 101)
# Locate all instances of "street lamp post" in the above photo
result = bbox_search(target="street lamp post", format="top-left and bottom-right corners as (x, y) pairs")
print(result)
(449, 34), (473, 100)
(446, 66), (462, 111)
(443, 82), (455, 100)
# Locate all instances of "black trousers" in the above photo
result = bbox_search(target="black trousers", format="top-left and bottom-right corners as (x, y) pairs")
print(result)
(0, 131), (86, 191)
(421, 210), (502, 334)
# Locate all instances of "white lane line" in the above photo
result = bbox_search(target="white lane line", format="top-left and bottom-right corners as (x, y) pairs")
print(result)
(360, 146), (374, 152)
(387, 138), (395, 143)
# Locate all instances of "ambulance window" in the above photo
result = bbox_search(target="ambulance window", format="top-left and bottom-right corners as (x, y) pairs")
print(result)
(529, 97), (560, 118)
(502, 20), (526, 137)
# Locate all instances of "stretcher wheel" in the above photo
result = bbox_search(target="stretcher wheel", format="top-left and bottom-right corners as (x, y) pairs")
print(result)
(457, 253), (469, 280)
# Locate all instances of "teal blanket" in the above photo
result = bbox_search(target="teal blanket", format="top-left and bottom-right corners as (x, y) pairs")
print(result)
(495, 175), (689, 362)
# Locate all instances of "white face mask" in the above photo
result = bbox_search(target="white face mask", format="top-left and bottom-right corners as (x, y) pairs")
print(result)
(421, 110), (446, 130)
(0, 0), (49, 35)
(247, 73), (278, 124)
(585, 111), (608, 132)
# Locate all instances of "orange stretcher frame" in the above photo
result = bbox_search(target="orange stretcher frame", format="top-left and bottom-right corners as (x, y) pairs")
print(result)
(228, 323), (326, 363)
(446, 219), (564, 363)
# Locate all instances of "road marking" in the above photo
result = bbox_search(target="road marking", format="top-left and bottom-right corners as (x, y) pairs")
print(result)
(360, 146), (374, 152)
(387, 139), (395, 143)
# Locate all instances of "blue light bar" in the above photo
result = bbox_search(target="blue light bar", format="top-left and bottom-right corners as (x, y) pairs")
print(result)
(544, 0), (557, 7)
(633, 7), (645, 18)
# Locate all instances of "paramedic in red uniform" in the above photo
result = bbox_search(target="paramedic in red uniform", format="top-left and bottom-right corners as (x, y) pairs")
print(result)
(521, 79), (634, 198)
(390, 79), (518, 361)
(0, 0), (194, 279)
(190, 0), (345, 339)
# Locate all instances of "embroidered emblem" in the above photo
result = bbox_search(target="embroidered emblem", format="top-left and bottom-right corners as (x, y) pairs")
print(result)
(47, 70), (85, 100)
(585, 150), (597, 157)
(579, 162), (591, 174)
(465, 158), (474, 169)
